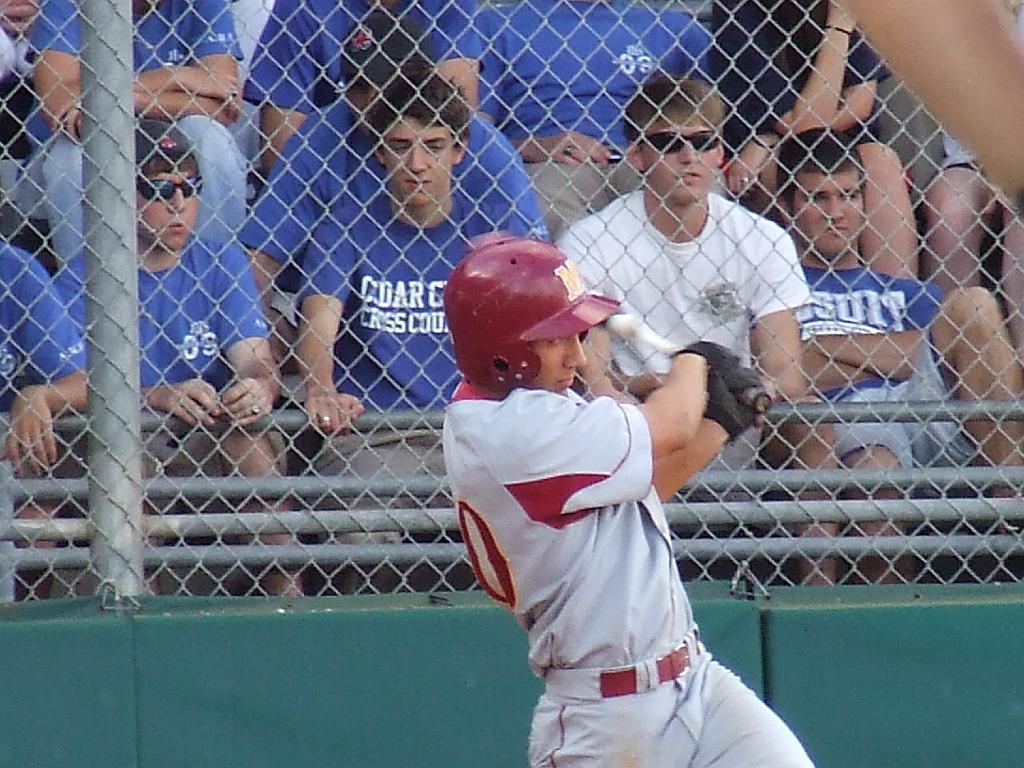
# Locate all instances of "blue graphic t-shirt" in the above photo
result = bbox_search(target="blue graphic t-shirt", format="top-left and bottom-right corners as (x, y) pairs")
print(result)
(477, 0), (711, 147)
(0, 244), (85, 411)
(799, 264), (943, 400)
(57, 240), (268, 389)
(300, 190), (534, 410)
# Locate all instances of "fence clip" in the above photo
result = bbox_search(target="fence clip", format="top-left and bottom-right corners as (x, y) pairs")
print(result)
(730, 560), (769, 601)
(98, 581), (143, 613)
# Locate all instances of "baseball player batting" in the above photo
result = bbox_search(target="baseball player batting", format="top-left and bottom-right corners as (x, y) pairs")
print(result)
(442, 235), (814, 768)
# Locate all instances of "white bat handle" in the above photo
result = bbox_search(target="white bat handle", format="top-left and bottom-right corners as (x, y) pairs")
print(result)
(604, 314), (680, 356)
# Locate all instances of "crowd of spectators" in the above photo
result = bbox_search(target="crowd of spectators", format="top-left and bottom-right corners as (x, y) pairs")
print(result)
(1, 0), (1022, 597)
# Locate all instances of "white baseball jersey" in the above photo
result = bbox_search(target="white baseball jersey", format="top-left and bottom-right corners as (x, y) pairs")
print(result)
(558, 191), (810, 375)
(443, 381), (694, 677)
(444, 379), (817, 768)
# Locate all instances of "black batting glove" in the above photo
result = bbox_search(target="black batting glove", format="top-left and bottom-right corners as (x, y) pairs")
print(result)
(682, 341), (766, 439)
(704, 369), (755, 439)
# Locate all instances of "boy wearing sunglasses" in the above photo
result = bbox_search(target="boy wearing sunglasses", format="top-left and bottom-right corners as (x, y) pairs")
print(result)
(55, 119), (309, 596)
(28, 0), (247, 269)
(559, 75), (831, 483)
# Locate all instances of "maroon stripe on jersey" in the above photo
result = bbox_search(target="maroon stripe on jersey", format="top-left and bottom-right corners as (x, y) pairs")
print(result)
(505, 474), (606, 529)
(458, 500), (517, 608)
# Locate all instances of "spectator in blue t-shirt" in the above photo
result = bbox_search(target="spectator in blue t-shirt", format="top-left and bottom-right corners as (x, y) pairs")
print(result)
(778, 130), (1024, 583)
(0, 235), (86, 601)
(0, 240), (85, 477)
(294, 73), (531, 591)
(241, 10), (545, 363)
(476, 0), (711, 238)
(244, 0), (481, 173)
(55, 120), (308, 596)
(27, 0), (247, 267)
(296, 73), (523, 489)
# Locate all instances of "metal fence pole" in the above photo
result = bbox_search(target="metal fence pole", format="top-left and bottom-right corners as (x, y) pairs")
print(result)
(0, 462), (13, 601)
(80, 0), (144, 596)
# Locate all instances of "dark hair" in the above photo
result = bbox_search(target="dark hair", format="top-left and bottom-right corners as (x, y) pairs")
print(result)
(776, 128), (862, 205)
(366, 71), (470, 142)
(624, 74), (724, 144)
(347, 52), (434, 97)
(139, 153), (199, 179)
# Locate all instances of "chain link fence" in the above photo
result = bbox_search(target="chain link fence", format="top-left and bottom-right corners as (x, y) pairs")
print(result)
(1, 0), (1023, 601)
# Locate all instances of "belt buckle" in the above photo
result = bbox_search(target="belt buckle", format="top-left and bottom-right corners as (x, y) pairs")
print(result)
(656, 644), (689, 683)
(598, 638), (695, 699)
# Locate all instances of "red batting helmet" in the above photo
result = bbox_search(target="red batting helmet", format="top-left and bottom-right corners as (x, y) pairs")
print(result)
(444, 234), (619, 394)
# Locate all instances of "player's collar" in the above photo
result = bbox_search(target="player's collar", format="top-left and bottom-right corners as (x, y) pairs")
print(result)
(451, 380), (503, 402)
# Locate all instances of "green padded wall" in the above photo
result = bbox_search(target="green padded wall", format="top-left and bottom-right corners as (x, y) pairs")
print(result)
(130, 586), (761, 768)
(0, 584), (763, 768)
(132, 594), (538, 768)
(764, 583), (1024, 768)
(684, 581), (765, 697)
(5, 583), (1023, 767)
(0, 599), (138, 768)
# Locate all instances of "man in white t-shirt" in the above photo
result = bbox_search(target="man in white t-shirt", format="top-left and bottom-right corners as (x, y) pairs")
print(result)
(559, 74), (833, 479)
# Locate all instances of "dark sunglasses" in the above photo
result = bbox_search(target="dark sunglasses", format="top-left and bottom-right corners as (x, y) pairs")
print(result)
(643, 131), (720, 155)
(136, 175), (203, 201)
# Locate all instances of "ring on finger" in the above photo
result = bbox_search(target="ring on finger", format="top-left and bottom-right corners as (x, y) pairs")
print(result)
(321, 415), (331, 424)
(251, 403), (261, 415)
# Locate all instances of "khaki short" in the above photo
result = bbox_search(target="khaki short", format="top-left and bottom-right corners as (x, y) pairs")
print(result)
(48, 420), (286, 520)
(313, 428), (447, 510)
(142, 422), (286, 478)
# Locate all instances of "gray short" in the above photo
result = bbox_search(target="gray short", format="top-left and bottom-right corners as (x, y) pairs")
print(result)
(314, 428), (447, 551)
(832, 345), (973, 468)
(268, 287), (302, 332)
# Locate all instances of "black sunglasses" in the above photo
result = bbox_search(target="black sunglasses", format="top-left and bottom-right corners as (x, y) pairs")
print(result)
(643, 131), (720, 155)
(136, 175), (203, 201)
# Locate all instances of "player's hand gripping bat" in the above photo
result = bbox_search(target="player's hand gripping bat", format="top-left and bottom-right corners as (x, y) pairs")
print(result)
(604, 314), (772, 415)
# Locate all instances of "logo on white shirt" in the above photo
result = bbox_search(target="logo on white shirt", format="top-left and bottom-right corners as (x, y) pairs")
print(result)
(698, 282), (743, 322)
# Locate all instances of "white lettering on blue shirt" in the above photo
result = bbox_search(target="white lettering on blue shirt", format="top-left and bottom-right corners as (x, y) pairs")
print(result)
(618, 43), (655, 76)
(798, 288), (908, 338)
(0, 343), (16, 378)
(181, 321), (219, 361)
